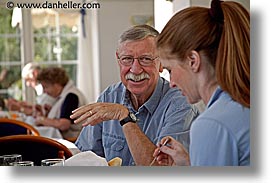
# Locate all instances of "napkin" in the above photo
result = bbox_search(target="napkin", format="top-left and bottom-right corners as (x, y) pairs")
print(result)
(64, 151), (108, 166)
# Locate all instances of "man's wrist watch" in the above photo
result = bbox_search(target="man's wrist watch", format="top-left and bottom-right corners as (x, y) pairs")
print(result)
(120, 111), (138, 126)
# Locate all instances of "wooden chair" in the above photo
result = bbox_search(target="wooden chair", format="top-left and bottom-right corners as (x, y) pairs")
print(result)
(0, 118), (40, 137)
(0, 135), (73, 166)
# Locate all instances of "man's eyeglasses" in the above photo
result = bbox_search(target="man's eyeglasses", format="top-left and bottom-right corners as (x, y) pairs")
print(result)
(117, 55), (159, 66)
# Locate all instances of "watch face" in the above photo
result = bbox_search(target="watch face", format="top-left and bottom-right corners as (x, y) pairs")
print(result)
(130, 113), (137, 121)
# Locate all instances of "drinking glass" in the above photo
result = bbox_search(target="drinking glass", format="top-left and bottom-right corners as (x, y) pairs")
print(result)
(9, 161), (34, 166)
(0, 154), (22, 166)
(0, 156), (4, 166)
(41, 158), (65, 166)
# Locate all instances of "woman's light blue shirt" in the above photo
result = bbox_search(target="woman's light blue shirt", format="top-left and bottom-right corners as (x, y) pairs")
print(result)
(190, 87), (250, 166)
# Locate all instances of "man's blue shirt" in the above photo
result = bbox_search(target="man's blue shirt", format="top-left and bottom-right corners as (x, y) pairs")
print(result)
(75, 77), (199, 166)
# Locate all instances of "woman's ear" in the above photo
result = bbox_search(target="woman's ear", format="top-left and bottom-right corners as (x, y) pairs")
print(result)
(187, 50), (200, 73)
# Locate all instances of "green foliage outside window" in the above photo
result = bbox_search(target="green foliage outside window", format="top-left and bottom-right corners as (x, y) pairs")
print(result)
(0, 7), (78, 101)
(0, 8), (21, 99)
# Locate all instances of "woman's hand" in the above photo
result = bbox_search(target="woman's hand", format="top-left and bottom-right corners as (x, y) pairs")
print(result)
(70, 102), (129, 126)
(153, 136), (191, 166)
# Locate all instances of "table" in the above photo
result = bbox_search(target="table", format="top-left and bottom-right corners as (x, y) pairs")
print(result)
(54, 138), (80, 155)
(35, 126), (63, 139)
(24, 116), (63, 139)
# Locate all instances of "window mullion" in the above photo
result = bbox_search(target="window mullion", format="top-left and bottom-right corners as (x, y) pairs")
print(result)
(21, 8), (36, 103)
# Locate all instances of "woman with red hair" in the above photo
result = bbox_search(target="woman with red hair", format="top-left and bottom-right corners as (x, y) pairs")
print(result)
(154, 0), (250, 166)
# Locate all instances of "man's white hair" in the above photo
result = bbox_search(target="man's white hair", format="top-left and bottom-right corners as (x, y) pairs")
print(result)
(21, 62), (40, 79)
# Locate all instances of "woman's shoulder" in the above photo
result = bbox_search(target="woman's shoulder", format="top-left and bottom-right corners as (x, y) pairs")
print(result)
(193, 93), (250, 136)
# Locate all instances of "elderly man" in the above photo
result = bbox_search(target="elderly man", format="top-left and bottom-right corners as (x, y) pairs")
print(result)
(71, 25), (199, 166)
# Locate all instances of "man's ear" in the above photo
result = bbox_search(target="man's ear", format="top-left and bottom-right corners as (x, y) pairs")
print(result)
(187, 50), (200, 73)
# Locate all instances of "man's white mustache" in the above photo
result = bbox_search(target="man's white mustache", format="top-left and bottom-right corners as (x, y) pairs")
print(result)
(125, 73), (150, 82)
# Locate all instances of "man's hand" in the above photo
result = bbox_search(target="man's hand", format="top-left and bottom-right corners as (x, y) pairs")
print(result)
(70, 102), (129, 126)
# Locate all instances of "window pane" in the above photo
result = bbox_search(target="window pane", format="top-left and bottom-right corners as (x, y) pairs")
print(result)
(0, 9), (17, 34)
(60, 25), (78, 34)
(0, 8), (21, 62)
(33, 26), (57, 35)
(0, 37), (21, 62)
(0, 65), (22, 99)
(34, 27), (78, 61)
(32, 10), (79, 86)
(0, 7), (21, 101)
(61, 36), (77, 60)
(34, 36), (57, 61)
(63, 64), (77, 83)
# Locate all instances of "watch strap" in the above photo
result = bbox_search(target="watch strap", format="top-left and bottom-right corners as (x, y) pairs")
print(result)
(120, 112), (137, 126)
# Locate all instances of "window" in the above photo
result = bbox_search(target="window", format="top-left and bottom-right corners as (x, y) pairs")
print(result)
(0, 7), (21, 101)
(0, 7), (80, 106)
(32, 13), (79, 82)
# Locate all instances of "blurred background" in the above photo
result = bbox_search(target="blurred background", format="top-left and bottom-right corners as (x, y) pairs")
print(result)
(0, 0), (249, 105)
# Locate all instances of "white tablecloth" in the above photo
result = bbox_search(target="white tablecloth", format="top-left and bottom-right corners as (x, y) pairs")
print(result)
(55, 138), (80, 155)
(35, 126), (63, 139)
(24, 116), (63, 139)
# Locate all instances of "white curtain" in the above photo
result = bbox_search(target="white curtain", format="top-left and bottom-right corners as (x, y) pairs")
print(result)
(77, 9), (100, 103)
(31, 9), (79, 29)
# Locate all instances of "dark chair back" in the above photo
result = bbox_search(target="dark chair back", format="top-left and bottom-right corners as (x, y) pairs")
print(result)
(0, 135), (73, 166)
(0, 118), (40, 137)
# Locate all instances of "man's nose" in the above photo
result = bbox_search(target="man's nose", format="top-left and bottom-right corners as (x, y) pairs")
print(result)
(130, 59), (143, 74)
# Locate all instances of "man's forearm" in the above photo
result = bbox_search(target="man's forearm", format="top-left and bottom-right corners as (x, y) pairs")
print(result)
(122, 122), (159, 166)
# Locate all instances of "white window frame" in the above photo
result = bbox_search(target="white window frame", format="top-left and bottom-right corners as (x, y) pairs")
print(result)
(21, 9), (79, 103)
